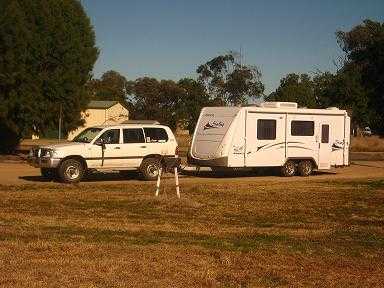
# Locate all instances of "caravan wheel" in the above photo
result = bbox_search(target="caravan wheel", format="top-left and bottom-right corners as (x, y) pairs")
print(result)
(298, 160), (313, 176)
(281, 160), (296, 177)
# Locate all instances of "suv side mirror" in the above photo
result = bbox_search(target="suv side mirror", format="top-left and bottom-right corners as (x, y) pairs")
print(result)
(95, 138), (106, 150)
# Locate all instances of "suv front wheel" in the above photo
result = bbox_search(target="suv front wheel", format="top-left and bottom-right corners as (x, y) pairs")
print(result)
(58, 159), (84, 183)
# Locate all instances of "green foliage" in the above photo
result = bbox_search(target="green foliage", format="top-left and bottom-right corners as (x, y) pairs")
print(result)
(177, 78), (210, 133)
(129, 77), (184, 129)
(315, 67), (370, 126)
(88, 70), (131, 104)
(125, 77), (210, 132)
(0, 0), (98, 152)
(269, 70), (370, 127)
(336, 20), (384, 132)
(267, 73), (316, 108)
(197, 52), (264, 105)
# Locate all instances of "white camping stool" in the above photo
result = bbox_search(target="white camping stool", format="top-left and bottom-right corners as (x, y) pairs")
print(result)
(155, 156), (181, 198)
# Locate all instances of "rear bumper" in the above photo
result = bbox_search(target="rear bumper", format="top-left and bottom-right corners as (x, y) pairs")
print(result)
(27, 156), (61, 168)
(187, 154), (228, 167)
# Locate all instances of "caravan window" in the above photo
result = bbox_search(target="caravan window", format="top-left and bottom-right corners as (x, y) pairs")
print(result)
(291, 121), (314, 136)
(321, 125), (329, 143)
(257, 119), (276, 140)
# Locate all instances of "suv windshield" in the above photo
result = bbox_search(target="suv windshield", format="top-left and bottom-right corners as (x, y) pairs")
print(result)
(72, 128), (102, 143)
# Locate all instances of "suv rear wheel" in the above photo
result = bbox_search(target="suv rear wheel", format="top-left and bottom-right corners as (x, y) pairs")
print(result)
(58, 159), (84, 183)
(140, 158), (161, 181)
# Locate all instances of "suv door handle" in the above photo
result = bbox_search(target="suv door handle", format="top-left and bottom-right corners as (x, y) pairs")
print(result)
(114, 147), (121, 149)
(140, 146), (147, 148)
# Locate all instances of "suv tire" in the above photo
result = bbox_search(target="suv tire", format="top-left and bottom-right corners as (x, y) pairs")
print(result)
(281, 160), (296, 177)
(297, 160), (313, 176)
(140, 158), (161, 181)
(58, 159), (84, 183)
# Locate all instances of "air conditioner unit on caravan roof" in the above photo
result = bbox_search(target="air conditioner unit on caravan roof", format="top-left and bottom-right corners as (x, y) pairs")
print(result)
(259, 102), (298, 109)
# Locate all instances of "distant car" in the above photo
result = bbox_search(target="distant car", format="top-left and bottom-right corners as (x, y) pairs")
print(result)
(27, 124), (178, 183)
(362, 127), (373, 137)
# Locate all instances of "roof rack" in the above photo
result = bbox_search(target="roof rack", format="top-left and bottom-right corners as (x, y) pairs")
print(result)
(122, 120), (160, 125)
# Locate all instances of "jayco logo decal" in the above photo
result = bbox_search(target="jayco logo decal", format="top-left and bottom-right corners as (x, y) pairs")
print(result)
(332, 140), (344, 151)
(203, 121), (224, 130)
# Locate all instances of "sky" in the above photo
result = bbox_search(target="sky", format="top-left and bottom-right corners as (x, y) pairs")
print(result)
(82, 0), (384, 94)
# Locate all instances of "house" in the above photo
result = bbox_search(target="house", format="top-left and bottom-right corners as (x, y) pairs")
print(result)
(67, 100), (129, 140)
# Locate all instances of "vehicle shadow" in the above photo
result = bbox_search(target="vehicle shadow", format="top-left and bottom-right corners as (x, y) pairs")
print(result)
(180, 168), (336, 178)
(19, 168), (336, 183)
(19, 171), (143, 183)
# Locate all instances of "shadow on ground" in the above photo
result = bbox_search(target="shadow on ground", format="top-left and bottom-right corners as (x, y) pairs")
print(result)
(19, 168), (336, 183)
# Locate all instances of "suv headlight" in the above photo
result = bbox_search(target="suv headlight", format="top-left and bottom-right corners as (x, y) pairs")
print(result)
(41, 148), (56, 158)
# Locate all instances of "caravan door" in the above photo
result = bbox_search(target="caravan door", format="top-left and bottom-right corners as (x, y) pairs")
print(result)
(318, 123), (331, 169)
(245, 112), (286, 167)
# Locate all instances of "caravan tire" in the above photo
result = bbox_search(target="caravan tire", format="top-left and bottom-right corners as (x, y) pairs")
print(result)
(281, 160), (296, 177)
(297, 160), (313, 177)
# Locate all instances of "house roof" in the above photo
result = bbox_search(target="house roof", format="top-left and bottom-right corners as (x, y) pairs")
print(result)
(87, 100), (119, 109)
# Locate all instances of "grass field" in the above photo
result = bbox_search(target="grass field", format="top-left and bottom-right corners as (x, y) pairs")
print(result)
(0, 179), (383, 287)
(351, 136), (384, 152)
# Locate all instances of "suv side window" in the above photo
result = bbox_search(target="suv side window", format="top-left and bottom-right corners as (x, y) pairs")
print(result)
(97, 129), (120, 144)
(123, 129), (145, 143)
(144, 128), (168, 143)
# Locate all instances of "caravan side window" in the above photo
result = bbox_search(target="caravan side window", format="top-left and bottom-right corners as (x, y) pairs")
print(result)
(291, 121), (314, 136)
(257, 119), (276, 140)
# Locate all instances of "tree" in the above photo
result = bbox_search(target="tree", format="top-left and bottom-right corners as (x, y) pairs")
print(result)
(130, 78), (185, 129)
(314, 68), (370, 128)
(0, 0), (98, 152)
(130, 77), (161, 121)
(88, 70), (131, 104)
(177, 78), (210, 133)
(336, 20), (384, 131)
(267, 73), (317, 108)
(197, 52), (264, 105)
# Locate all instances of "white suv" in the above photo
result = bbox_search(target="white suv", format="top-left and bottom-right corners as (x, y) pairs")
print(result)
(27, 124), (178, 183)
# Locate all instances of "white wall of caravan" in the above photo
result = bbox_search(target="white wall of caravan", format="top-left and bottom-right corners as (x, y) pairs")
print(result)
(329, 116), (344, 166)
(344, 116), (350, 165)
(245, 112), (286, 167)
(286, 114), (318, 164)
(191, 107), (240, 160)
(228, 109), (246, 167)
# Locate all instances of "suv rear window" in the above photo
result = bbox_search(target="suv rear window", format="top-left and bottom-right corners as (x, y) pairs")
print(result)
(144, 128), (168, 143)
(123, 129), (145, 143)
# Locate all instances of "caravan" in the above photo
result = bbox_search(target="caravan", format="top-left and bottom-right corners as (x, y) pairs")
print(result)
(188, 102), (350, 176)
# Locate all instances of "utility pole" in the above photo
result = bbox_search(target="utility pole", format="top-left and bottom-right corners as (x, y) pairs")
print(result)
(58, 104), (62, 142)
(240, 45), (243, 67)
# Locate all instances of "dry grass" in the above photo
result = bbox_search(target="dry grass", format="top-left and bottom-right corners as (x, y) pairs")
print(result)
(0, 179), (383, 287)
(351, 136), (384, 152)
